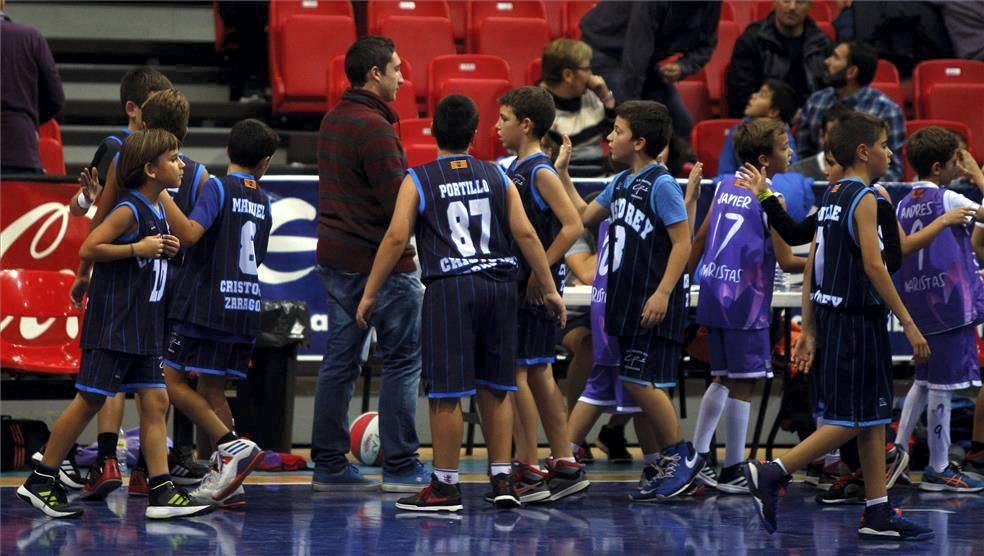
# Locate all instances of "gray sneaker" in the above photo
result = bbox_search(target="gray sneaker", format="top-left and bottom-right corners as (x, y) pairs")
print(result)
(313, 464), (380, 491)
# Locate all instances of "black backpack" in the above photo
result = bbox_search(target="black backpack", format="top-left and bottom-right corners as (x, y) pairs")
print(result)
(1, 415), (50, 471)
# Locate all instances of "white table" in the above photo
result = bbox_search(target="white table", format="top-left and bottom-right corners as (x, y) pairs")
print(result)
(563, 285), (805, 309)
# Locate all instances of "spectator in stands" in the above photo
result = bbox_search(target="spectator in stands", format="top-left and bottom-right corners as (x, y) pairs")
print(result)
(934, 0), (984, 61)
(539, 38), (616, 177)
(580, 1), (721, 138)
(835, 2), (954, 76)
(789, 103), (852, 181)
(725, 0), (832, 118)
(0, 1), (64, 174)
(717, 79), (799, 176)
(313, 36), (428, 492)
(796, 41), (905, 181)
(216, 1), (269, 101)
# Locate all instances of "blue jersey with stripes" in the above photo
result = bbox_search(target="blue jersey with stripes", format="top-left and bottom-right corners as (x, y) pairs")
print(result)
(811, 178), (882, 310)
(90, 128), (130, 184)
(169, 173), (272, 337)
(409, 155), (518, 284)
(80, 191), (171, 355)
(170, 154), (208, 215)
(506, 152), (566, 290)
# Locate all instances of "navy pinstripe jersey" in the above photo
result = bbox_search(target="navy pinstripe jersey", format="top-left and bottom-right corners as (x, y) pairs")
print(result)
(80, 191), (171, 355)
(506, 152), (566, 290)
(811, 178), (883, 309)
(170, 154), (208, 215)
(605, 165), (688, 341)
(169, 173), (272, 337)
(89, 129), (130, 184)
(409, 155), (518, 284)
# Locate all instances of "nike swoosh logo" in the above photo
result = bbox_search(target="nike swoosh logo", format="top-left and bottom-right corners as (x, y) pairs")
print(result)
(685, 453), (699, 468)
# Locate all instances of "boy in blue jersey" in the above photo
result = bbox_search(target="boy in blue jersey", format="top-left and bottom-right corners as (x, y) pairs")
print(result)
(689, 118), (805, 494)
(561, 100), (704, 501)
(745, 112), (934, 541)
(356, 95), (566, 512)
(496, 86), (587, 502)
(19, 129), (216, 520)
(159, 119), (278, 509)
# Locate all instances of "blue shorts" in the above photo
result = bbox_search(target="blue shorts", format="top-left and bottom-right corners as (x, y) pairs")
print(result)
(617, 329), (681, 389)
(163, 332), (252, 379)
(76, 349), (165, 396)
(578, 364), (642, 413)
(708, 327), (773, 379)
(814, 306), (893, 428)
(422, 274), (518, 398)
(516, 299), (560, 366)
(916, 325), (982, 390)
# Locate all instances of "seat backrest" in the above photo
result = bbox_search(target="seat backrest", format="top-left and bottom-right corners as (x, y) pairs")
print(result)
(871, 82), (905, 115)
(903, 119), (975, 180)
(690, 118), (741, 177)
(875, 59), (901, 85)
(543, 0), (566, 38)
(39, 119), (62, 142)
(434, 77), (513, 160)
(398, 117), (437, 145)
(448, 0), (469, 42)
(528, 57), (542, 85)
(277, 15), (357, 100)
(476, 17), (551, 87)
(754, 0), (832, 22)
(39, 137), (66, 175)
(704, 20), (740, 105)
(468, 0), (546, 50)
(676, 81), (712, 125)
(390, 79), (419, 120)
(923, 83), (984, 160)
(427, 54), (511, 113)
(326, 54), (348, 109)
(816, 21), (834, 40)
(380, 16), (456, 99)
(565, 1), (595, 38)
(405, 143), (440, 167)
(914, 59), (984, 118)
(720, 1), (735, 21)
(367, 0), (449, 34)
(270, 0), (353, 25)
(0, 269), (83, 374)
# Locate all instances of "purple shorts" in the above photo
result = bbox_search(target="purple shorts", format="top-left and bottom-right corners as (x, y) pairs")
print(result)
(578, 364), (641, 414)
(916, 325), (982, 390)
(708, 327), (773, 379)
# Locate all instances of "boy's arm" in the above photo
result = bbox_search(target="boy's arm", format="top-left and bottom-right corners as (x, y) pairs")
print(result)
(72, 159), (122, 304)
(79, 205), (163, 262)
(792, 237), (817, 372)
(855, 194), (930, 363)
(158, 192), (207, 246)
(642, 220), (690, 327)
(565, 252), (597, 285)
(535, 168), (584, 267)
(685, 162), (704, 237)
(688, 204), (711, 274)
(771, 195), (807, 272)
(355, 176), (419, 329)
(555, 140), (611, 226)
(898, 207), (975, 256)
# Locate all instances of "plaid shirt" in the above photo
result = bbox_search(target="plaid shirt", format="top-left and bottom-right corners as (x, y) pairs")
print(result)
(795, 86), (906, 181)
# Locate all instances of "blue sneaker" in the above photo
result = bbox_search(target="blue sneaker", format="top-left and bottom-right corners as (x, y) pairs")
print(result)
(858, 503), (934, 541)
(312, 464), (379, 492)
(919, 462), (984, 493)
(744, 461), (791, 534)
(629, 441), (703, 503)
(382, 460), (432, 493)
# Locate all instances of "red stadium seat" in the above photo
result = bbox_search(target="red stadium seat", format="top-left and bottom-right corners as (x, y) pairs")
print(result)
(39, 119), (61, 141)
(476, 17), (551, 87)
(543, 0), (566, 38)
(326, 55), (348, 109)
(729, 0), (758, 30)
(270, 15), (356, 113)
(433, 77), (512, 160)
(467, 0), (546, 51)
(0, 270), (83, 375)
(390, 79), (420, 120)
(448, 0), (469, 43)
(327, 55), (419, 117)
(565, 1), (595, 38)
(380, 16), (456, 100)
(528, 57), (542, 84)
(875, 59), (901, 84)
(701, 20), (740, 107)
(367, 0), (449, 34)
(398, 117), (439, 166)
(39, 138), (66, 175)
(923, 84), (984, 162)
(690, 118), (741, 177)
(405, 143), (440, 167)
(677, 80), (712, 125)
(719, 1), (735, 21)
(269, 0), (353, 24)
(913, 59), (984, 118)
(754, 0), (833, 22)
(816, 21), (835, 40)
(427, 54), (511, 113)
(903, 120), (975, 181)
(872, 82), (905, 114)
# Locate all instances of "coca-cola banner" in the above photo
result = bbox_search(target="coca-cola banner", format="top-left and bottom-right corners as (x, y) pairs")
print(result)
(1, 180), (89, 272)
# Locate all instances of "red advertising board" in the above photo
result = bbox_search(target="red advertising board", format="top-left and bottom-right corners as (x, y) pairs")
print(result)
(1, 180), (88, 272)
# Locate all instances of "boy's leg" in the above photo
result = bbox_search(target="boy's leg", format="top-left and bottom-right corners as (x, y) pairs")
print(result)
(623, 383), (680, 447)
(164, 366), (230, 443)
(512, 365), (540, 465)
(395, 397), (464, 512)
(41, 393), (106, 469)
(692, 380), (728, 456)
(95, 393), (126, 460)
(723, 379), (755, 467)
(197, 376), (233, 434)
(969, 386), (984, 472)
(561, 327), (593, 413)
(527, 363), (574, 459)
(895, 382), (928, 450)
(857, 425), (887, 503)
(478, 389), (524, 507)
(568, 401), (605, 448)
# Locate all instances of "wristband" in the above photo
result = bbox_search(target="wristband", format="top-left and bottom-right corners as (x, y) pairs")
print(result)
(77, 191), (92, 210)
(756, 187), (775, 202)
(601, 91), (615, 104)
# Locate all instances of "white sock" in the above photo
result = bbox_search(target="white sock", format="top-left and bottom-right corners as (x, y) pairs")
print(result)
(643, 452), (661, 466)
(773, 458), (788, 474)
(895, 382), (928, 449)
(927, 389), (952, 473)
(866, 495), (888, 507)
(693, 382), (730, 454)
(490, 463), (512, 477)
(558, 456), (577, 464)
(435, 467), (459, 485)
(724, 397), (751, 467)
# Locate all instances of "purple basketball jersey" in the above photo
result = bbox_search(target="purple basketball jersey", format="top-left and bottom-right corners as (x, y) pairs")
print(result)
(895, 186), (984, 334)
(591, 220), (620, 366)
(696, 175), (776, 330)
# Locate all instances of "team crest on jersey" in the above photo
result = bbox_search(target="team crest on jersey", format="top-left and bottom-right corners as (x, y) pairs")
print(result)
(831, 183), (842, 193)
(912, 188), (926, 198)
(244, 179), (257, 189)
(630, 179), (652, 202)
(450, 159), (469, 170)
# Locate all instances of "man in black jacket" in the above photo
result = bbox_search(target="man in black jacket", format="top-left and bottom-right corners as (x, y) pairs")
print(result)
(725, 0), (832, 118)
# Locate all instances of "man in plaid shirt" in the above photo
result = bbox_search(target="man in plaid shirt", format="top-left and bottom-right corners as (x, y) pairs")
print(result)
(796, 41), (905, 181)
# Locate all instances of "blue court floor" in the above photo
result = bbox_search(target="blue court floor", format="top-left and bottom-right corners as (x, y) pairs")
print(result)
(2, 478), (981, 555)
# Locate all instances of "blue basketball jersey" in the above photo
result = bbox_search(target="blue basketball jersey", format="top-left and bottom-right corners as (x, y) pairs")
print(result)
(409, 155), (518, 284)
(507, 153), (566, 290)
(170, 154), (208, 215)
(169, 173), (272, 337)
(811, 179), (882, 310)
(90, 128), (130, 184)
(605, 165), (688, 341)
(81, 191), (171, 355)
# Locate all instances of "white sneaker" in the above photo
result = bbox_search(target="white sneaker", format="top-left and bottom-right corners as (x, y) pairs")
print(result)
(216, 485), (246, 509)
(211, 438), (263, 501)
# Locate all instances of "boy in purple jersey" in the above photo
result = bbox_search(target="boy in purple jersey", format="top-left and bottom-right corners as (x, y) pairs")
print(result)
(689, 118), (805, 494)
(891, 127), (984, 493)
(355, 95), (566, 512)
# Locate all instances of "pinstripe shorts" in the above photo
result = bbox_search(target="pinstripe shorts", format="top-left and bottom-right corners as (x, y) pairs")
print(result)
(616, 329), (682, 389)
(516, 300), (561, 366)
(77, 349), (165, 396)
(163, 333), (253, 380)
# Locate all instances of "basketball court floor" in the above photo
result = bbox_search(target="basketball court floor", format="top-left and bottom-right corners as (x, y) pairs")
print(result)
(2, 448), (981, 555)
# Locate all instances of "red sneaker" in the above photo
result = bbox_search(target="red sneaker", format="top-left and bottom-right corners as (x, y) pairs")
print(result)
(80, 457), (122, 500)
(128, 467), (149, 497)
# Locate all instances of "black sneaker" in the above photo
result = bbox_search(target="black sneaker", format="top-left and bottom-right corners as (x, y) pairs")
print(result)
(485, 463), (551, 504)
(146, 481), (217, 519)
(697, 456), (719, 487)
(716, 463), (750, 494)
(580, 444), (595, 464)
(31, 446), (84, 490)
(395, 475), (463, 512)
(858, 503), (934, 541)
(16, 471), (84, 518)
(744, 461), (791, 534)
(597, 425), (633, 464)
(816, 470), (865, 505)
(545, 457), (590, 501)
(804, 458), (824, 487)
(168, 447), (209, 486)
(884, 443), (910, 490)
(488, 473), (520, 508)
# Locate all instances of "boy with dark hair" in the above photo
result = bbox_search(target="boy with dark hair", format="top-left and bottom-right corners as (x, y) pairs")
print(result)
(159, 119), (278, 509)
(496, 86), (587, 502)
(356, 94), (566, 511)
(690, 118), (805, 493)
(789, 103), (853, 181)
(562, 100), (703, 501)
(745, 112), (934, 540)
(717, 79), (799, 176)
(20, 129), (215, 520)
(891, 127), (984, 493)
